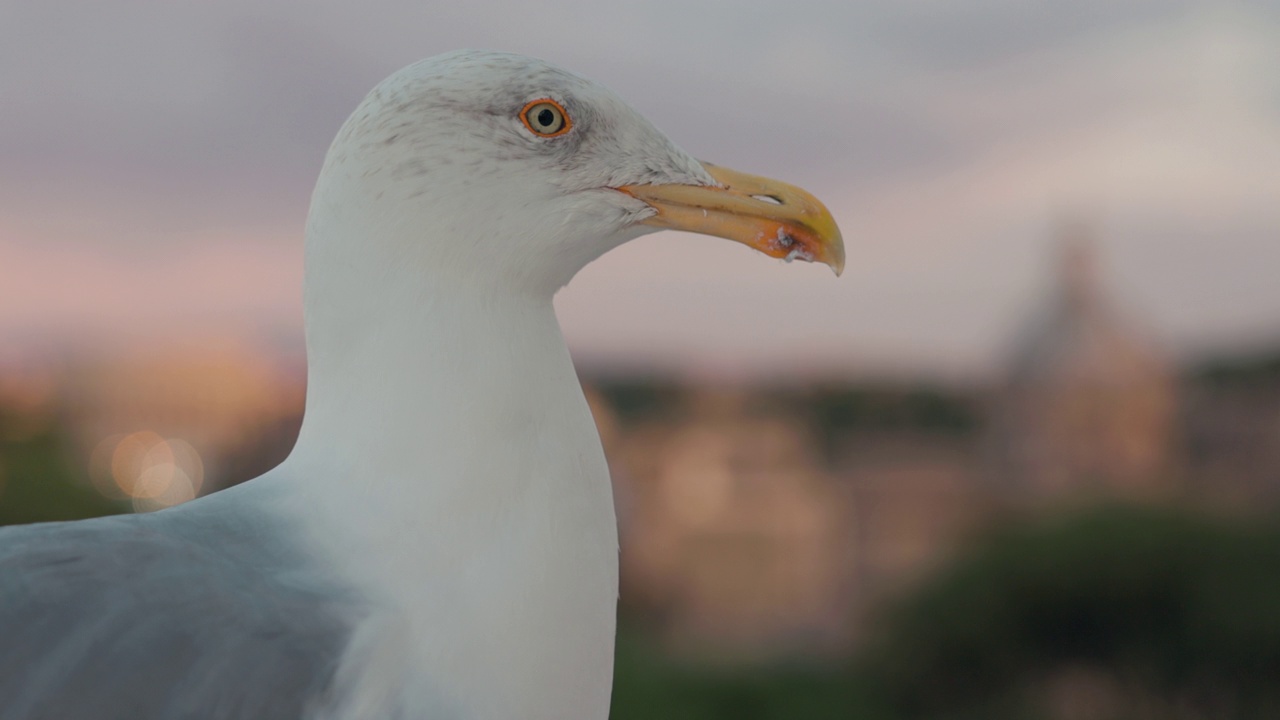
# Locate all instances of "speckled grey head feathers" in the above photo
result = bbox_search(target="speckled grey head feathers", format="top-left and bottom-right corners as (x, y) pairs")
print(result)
(306, 50), (715, 294)
(340, 50), (711, 190)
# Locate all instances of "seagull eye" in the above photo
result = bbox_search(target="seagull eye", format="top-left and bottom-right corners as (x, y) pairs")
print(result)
(520, 99), (571, 137)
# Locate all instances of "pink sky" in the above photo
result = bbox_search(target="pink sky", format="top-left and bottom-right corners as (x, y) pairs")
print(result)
(3, 1), (1279, 380)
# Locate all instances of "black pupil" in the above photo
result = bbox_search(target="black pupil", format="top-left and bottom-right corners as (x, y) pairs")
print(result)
(536, 108), (556, 128)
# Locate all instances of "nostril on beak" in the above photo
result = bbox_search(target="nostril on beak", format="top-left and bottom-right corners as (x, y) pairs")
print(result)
(751, 194), (784, 206)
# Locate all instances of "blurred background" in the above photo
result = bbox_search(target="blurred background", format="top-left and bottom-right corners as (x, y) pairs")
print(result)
(3, 1), (1279, 717)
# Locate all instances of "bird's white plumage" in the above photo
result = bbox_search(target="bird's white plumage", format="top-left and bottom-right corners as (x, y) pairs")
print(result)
(259, 50), (713, 719)
(0, 49), (723, 720)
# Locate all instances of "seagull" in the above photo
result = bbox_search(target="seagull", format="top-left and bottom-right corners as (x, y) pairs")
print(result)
(0, 50), (843, 719)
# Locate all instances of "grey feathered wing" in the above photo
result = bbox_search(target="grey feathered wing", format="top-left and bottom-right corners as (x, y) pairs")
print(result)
(0, 499), (362, 719)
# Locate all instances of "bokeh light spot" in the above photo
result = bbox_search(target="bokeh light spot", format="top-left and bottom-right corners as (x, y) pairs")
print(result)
(92, 430), (204, 511)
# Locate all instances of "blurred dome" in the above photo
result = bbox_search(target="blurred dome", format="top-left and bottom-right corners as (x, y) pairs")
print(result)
(994, 222), (1178, 501)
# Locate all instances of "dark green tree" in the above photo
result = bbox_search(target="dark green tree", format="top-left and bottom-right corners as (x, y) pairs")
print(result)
(0, 409), (125, 526)
(855, 505), (1280, 720)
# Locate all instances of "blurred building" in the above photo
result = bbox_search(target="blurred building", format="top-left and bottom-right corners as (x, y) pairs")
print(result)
(989, 227), (1179, 503)
(838, 431), (984, 634)
(603, 388), (855, 661)
(1182, 352), (1280, 507)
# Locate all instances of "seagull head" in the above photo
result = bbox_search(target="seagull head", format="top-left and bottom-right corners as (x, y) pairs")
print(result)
(306, 50), (843, 300)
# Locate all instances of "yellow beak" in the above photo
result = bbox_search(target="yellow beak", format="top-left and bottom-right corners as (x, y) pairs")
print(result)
(617, 163), (845, 276)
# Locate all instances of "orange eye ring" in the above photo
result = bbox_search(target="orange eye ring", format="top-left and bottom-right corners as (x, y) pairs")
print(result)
(519, 98), (572, 138)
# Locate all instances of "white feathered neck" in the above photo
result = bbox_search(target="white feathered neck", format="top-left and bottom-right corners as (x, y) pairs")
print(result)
(265, 53), (654, 719)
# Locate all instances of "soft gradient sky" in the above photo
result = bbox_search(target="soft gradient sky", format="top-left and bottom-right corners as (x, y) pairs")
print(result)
(2, 0), (1278, 379)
